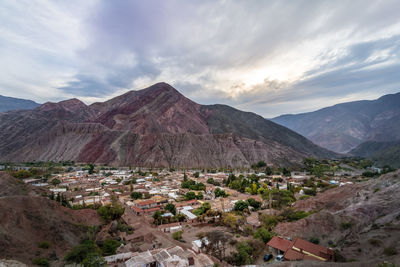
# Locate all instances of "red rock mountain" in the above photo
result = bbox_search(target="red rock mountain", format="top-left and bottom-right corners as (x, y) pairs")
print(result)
(0, 83), (334, 167)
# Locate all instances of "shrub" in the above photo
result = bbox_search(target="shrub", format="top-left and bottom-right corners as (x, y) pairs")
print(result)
(368, 239), (382, 247)
(130, 192), (142, 200)
(383, 247), (397, 256)
(97, 203), (124, 223)
(64, 240), (103, 265)
(101, 239), (120, 256)
(308, 237), (320, 244)
(254, 227), (274, 243)
(172, 231), (183, 240)
(38, 241), (50, 249)
(340, 222), (353, 230)
(32, 258), (49, 267)
(234, 200), (249, 212)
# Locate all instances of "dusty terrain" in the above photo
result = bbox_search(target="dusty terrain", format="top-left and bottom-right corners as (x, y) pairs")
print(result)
(0, 172), (101, 266)
(274, 170), (400, 266)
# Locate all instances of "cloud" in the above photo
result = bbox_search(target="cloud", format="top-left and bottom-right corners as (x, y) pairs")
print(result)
(0, 0), (400, 117)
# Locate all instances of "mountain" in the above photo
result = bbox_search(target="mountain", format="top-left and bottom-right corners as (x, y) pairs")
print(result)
(271, 92), (400, 154)
(0, 82), (334, 168)
(0, 94), (40, 112)
(350, 140), (400, 168)
(0, 172), (101, 265)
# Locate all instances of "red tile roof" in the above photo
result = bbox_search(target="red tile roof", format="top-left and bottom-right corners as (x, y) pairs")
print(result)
(284, 248), (304, 261)
(267, 236), (293, 252)
(144, 207), (161, 213)
(136, 199), (156, 206)
(292, 238), (334, 261)
(131, 206), (143, 213)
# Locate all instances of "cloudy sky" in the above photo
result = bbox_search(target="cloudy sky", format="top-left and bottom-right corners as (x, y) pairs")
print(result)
(1, 0), (400, 117)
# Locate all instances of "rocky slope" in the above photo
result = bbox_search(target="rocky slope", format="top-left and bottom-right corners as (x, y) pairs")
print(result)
(274, 170), (400, 265)
(0, 94), (40, 112)
(271, 92), (400, 154)
(0, 172), (101, 265)
(0, 82), (334, 168)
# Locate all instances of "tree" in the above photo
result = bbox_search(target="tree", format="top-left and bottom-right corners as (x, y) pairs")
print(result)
(64, 240), (103, 266)
(214, 188), (227, 198)
(172, 230), (183, 240)
(101, 239), (120, 256)
(97, 202), (124, 223)
(88, 164), (95, 175)
(185, 191), (197, 200)
(265, 166), (273, 175)
(205, 231), (232, 260)
(194, 172), (200, 178)
(165, 203), (176, 215)
(247, 198), (261, 210)
(196, 192), (203, 200)
(254, 227), (274, 243)
(234, 200), (249, 212)
(51, 178), (61, 186)
(130, 192), (142, 200)
(207, 178), (215, 184)
(153, 211), (162, 225)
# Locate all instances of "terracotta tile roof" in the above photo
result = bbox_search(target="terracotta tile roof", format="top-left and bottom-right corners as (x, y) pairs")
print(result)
(144, 207), (161, 213)
(267, 236), (293, 252)
(131, 206), (143, 213)
(292, 238), (334, 261)
(284, 248), (304, 261)
(136, 199), (156, 206)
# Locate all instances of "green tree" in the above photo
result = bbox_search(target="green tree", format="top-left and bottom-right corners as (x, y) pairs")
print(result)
(165, 203), (176, 215)
(97, 202), (124, 223)
(172, 230), (183, 240)
(254, 227), (274, 243)
(64, 240), (103, 266)
(101, 239), (120, 256)
(130, 191), (142, 200)
(234, 200), (249, 212)
(194, 172), (200, 178)
(51, 178), (61, 186)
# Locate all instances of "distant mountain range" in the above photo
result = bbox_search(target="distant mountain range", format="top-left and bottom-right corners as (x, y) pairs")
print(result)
(271, 92), (400, 153)
(0, 95), (40, 112)
(0, 83), (334, 168)
(271, 92), (400, 167)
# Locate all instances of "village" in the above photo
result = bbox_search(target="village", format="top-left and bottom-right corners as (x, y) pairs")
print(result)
(10, 158), (389, 266)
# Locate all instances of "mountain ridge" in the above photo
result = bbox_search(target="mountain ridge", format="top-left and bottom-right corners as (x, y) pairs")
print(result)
(0, 94), (40, 112)
(0, 82), (335, 167)
(271, 92), (400, 153)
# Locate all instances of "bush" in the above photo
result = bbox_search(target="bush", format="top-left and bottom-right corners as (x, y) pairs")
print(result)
(101, 239), (120, 256)
(172, 231), (183, 240)
(97, 203), (125, 222)
(64, 240), (103, 265)
(38, 241), (50, 249)
(383, 247), (397, 256)
(234, 200), (249, 212)
(130, 191), (142, 200)
(340, 222), (353, 230)
(254, 227), (274, 243)
(32, 258), (49, 267)
(279, 208), (310, 222)
(308, 237), (320, 244)
(368, 239), (382, 247)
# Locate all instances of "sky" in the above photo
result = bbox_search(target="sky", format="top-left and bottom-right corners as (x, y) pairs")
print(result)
(1, 0), (400, 117)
